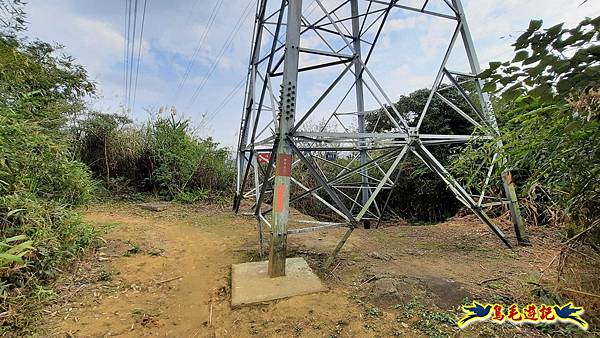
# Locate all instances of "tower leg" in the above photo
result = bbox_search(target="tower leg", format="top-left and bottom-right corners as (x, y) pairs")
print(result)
(452, 0), (529, 244)
(268, 0), (302, 277)
(350, 0), (370, 228)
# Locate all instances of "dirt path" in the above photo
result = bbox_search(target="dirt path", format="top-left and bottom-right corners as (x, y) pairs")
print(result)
(40, 202), (567, 337)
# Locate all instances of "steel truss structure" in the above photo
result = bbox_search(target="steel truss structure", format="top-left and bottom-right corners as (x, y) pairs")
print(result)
(234, 0), (529, 276)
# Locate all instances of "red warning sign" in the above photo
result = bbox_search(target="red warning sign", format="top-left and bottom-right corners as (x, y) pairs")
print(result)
(276, 154), (292, 177)
(257, 153), (271, 164)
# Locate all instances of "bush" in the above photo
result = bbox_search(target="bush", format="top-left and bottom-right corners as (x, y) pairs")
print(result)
(73, 109), (235, 200)
(0, 31), (98, 331)
(364, 88), (474, 222)
(455, 16), (600, 232)
(147, 112), (234, 197)
(453, 17), (600, 311)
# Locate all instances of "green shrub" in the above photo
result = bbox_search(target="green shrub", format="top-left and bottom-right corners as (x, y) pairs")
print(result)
(454, 16), (600, 231)
(72, 112), (140, 183)
(452, 17), (600, 314)
(363, 88), (474, 222)
(149, 114), (206, 196)
(0, 28), (98, 331)
(147, 112), (234, 197)
(73, 109), (235, 200)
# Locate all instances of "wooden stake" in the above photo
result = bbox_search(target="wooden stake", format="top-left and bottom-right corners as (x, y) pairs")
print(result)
(156, 275), (183, 285)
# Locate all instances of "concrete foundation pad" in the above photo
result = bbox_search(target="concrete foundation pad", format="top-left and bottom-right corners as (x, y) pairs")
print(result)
(231, 257), (326, 307)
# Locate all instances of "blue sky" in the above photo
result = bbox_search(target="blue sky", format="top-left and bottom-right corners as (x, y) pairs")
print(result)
(23, 0), (600, 148)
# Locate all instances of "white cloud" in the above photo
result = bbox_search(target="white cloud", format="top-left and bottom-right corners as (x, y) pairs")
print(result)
(27, 4), (125, 73)
(387, 15), (428, 31)
(20, 0), (600, 147)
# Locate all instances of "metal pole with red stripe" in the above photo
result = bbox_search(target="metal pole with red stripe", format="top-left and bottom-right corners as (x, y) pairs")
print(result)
(268, 0), (302, 278)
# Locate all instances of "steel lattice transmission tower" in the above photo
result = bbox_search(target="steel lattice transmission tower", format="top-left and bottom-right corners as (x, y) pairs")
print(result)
(234, 0), (529, 277)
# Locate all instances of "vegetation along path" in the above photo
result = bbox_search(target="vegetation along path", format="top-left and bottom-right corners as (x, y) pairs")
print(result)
(37, 202), (571, 337)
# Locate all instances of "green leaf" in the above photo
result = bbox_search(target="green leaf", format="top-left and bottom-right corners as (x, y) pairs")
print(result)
(5, 209), (25, 218)
(528, 19), (544, 32)
(0, 253), (24, 265)
(479, 68), (494, 79)
(546, 23), (564, 37)
(530, 84), (553, 99)
(512, 50), (529, 62)
(4, 235), (28, 243)
(482, 81), (497, 92)
(503, 84), (524, 101)
(488, 61), (502, 71)
(5, 241), (34, 256)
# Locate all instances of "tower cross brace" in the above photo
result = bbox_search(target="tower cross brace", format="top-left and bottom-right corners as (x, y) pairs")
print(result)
(234, 0), (529, 277)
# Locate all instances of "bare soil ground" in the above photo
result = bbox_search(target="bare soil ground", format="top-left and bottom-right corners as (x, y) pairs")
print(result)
(37, 202), (593, 337)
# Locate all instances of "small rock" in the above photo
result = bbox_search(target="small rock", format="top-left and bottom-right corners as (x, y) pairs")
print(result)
(337, 319), (349, 326)
(368, 251), (394, 261)
(371, 278), (398, 297)
(138, 203), (169, 212)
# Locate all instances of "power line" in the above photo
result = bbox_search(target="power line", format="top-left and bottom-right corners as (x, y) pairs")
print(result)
(127, 0), (139, 112)
(122, 0), (126, 106)
(187, 0), (255, 108)
(198, 77), (246, 130)
(172, 0), (224, 101)
(132, 0), (148, 114)
(123, 0), (132, 109)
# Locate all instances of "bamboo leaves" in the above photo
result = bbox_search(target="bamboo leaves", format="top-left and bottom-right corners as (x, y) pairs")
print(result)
(0, 235), (34, 267)
(483, 16), (600, 101)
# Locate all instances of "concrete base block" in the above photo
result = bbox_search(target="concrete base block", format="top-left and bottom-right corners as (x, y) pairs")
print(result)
(231, 257), (326, 307)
